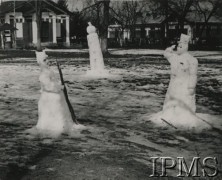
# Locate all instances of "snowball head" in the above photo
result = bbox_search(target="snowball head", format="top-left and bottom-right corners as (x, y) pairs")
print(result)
(87, 22), (96, 34)
(176, 42), (188, 55)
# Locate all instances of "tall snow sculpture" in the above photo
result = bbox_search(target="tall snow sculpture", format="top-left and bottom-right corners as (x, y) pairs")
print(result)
(87, 22), (107, 75)
(150, 34), (210, 129)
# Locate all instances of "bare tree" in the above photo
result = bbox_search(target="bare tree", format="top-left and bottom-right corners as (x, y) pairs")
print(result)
(170, 0), (195, 34)
(110, 0), (149, 42)
(150, 0), (195, 36)
(100, 0), (110, 54)
(194, 0), (222, 39)
(111, 1), (137, 41)
(81, 0), (110, 54)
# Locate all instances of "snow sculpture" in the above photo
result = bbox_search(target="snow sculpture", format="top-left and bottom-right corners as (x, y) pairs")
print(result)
(34, 50), (81, 136)
(87, 22), (107, 76)
(150, 34), (210, 129)
(163, 34), (197, 113)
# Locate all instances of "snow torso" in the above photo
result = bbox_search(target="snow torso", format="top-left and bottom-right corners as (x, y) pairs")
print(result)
(39, 69), (58, 92)
(37, 68), (74, 135)
(168, 53), (190, 94)
(148, 48), (209, 129)
(163, 52), (198, 113)
(87, 33), (105, 72)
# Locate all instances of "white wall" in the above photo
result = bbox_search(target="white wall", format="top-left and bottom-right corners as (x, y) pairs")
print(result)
(16, 23), (23, 38)
(56, 23), (61, 37)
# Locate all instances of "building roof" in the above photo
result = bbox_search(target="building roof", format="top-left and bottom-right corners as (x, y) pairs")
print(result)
(0, 0), (71, 17)
(0, 23), (17, 31)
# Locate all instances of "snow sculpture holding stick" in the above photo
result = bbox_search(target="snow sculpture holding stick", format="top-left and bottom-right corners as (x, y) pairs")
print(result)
(34, 50), (79, 136)
(150, 34), (209, 129)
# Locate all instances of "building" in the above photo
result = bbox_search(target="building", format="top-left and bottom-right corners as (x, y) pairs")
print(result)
(0, 0), (71, 48)
(108, 11), (222, 47)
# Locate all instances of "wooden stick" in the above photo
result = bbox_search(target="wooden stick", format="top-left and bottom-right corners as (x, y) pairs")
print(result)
(56, 59), (78, 124)
(161, 118), (177, 129)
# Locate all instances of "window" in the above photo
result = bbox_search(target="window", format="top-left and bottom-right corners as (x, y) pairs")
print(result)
(41, 22), (50, 42)
(56, 23), (61, 37)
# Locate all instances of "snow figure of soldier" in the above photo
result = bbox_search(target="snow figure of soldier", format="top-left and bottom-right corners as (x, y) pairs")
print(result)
(150, 34), (210, 129)
(163, 34), (198, 114)
(34, 50), (81, 136)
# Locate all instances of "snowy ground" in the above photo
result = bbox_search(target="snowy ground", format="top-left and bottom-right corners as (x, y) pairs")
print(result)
(0, 54), (222, 179)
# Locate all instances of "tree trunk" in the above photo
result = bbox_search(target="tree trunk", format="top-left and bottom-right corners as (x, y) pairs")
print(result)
(96, 3), (100, 32)
(0, 32), (4, 49)
(199, 20), (210, 40)
(206, 25), (211, 44)
(36, 0), (42, 51)
(165, 0), (169, 45)
(199, 25), (204, 40)
(100, 0), (110, 54)
(130, 26), (136, 43)
(100, 37), (107, 53)
(179, 18), (185, 35)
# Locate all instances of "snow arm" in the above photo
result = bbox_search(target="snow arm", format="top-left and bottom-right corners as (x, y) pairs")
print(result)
(163, 45), (176, 63)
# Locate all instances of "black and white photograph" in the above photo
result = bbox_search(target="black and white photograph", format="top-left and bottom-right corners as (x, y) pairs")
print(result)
(0, 0), (222, 179)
